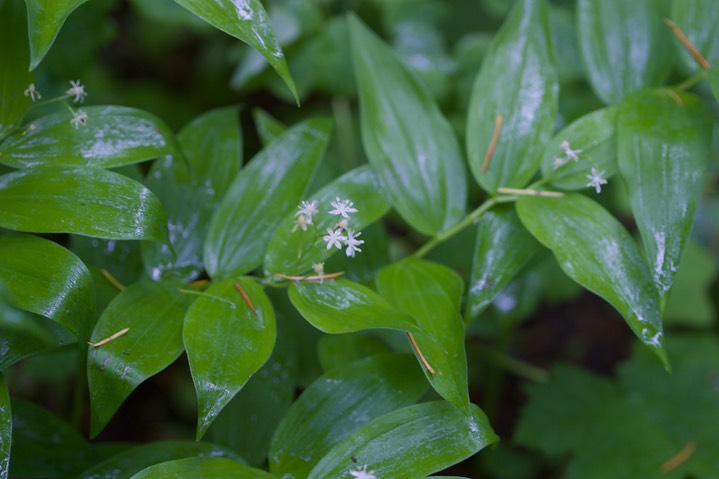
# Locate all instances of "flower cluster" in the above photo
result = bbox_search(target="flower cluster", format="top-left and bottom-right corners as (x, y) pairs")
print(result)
(22, 80), (89, 129)
(552, 139), (608, 194)
(292, 197), (365, 258)
(349, 464), (376, 479)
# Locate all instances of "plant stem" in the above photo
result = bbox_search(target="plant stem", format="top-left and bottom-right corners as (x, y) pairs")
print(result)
(674, 72), (707, 91)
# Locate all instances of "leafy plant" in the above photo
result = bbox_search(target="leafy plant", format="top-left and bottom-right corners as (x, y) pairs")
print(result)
(1, 0), (718, 477)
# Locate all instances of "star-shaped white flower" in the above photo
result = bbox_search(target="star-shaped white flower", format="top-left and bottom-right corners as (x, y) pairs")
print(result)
(344, 229), (364, 257)
(24, 83), (41, 102)
(323, 228), (346, 250)
(349, 464), (376, 479)
(70, 110), (88, 128)
(329, 197), (358, 219)
(66, 80), (88, 104)
(295, 200), (318, 223)
(552, 157), (567, 170)
(292, 214), (309, 232)
(560, 140), (583, 162)
(585, 167), (607, 193)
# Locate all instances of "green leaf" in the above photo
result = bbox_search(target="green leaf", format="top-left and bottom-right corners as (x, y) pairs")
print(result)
(709, 67), (719, 102)
(264, 165), (391, 276)
(516, 335), (719, 479)
(204, 118), (331, 279)
(307, 401), (498, 479)
(0, 234), (94, 340)
(466, 205), (541, 319)
(350, 15), (466, 235)
(0, 165), (169, 244)
(617, 90), (712, 311)
(577, 0), (673, 104)
(207, 316), (297, 467)
(670, 0), (719, 72)
(466, 0), (558, 193)
(183, 278), (276, 439)
(516, 194), (668, 369)
(130, 457), (273, 479)
(269, 353), (427, 478)
(173, 0), (298, 103)
(540, 107), (618, 191)
(0, 0), (32, 139)
(71, 236), (142, 286)
(24, 0), (88, 69)
(289, 278), (421, 334)
(0, 375), (9, 479)
(317, 334), (389, 372)
(0, 106), (177, 169)
(663, 240), (716, 326)
(252, 108), (286, 146)
(88, 280), (194, 438)
(377, 258), (470, 413)
(74, 440), (244, 479)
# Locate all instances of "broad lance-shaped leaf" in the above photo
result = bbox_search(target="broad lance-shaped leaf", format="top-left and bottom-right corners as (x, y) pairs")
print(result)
(288, 278), (421, 334)
(540, 107), (618, 191)
(377, 258), (470, 413)
(269, 353), (427, 478)
(466, 0), (558, 193)
(466, 205), (541, 319)
(0, 374), (9, 479)
(130, 457), (273, 479)
(183, 278), (276, 439)
(0, 0), (32, 139)
(173, 0), (297, 103)
(74, 440), (245, 479)
(516, 195), (669, 369)
(350, 15), (466, 235)
(88, 281), (194, 438)
(204, 118), (331, 279)
(0, 106), (178, 169)
(0, 234), (94, 340)
(264, 165), (390, 276)
(24, 0), (88, 69)
(577, 0), (673, 105)
(0, 165), (169, 244)
(618, 90), (712, 312)
(670, 0), (719, 73)
(307, 401), (498, 479)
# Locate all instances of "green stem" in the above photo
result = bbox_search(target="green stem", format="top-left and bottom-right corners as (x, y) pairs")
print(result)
(674, 71), (707, 91)
(26, 94), (73, 111)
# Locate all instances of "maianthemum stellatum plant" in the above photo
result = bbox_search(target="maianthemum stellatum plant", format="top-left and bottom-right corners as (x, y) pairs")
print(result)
(1, 0), (718, 477)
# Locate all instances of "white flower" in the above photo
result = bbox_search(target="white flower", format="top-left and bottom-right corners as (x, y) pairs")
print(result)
(552, 157), (567, 170)
(585, 167), (607, 193)
(70, 110), (88, 128)
(349, 465), (376, 479)
(312, 262), (325, 283)
(323, 228), (346, 250)
(292, 214), (309, 232)
(295, 200), (318, 223)
(66, 80), (88, 104)
(560, 140), (583, 162)
(329, 197), (358, 219)
(335, 218), (349, 231)
(23, 83), (41, 102)
(344, 229), (364, 257)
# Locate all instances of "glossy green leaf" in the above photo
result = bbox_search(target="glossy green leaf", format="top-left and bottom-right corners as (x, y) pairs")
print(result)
(289, 278), (421, 334)
(24, 0), (88, 69)
(0, 165), (169, 244)
(88, 281), (194, 438)
(204, 118), (331, 279)
(618, 90), (712, 312)
(377, 258), (470, 413)
(466, 205), (541, 319)
(264, 165), (391, 276)
(307, 401), (498, 479)
(74, 440), (244, 479)
(173, 0), (297, 102)
(317, 334), (389, 372)
(466, 0), (558, 193)
(0, 106), (177, 169)
(253, 108), (286, 146)
(0, 374), (9, 479)
(516, 194), (668, 368)
(670, 0), (719, 73)
(577, 0), (673, 104)
(131, 457), (273, 479)
(0, 0), (32, 139)
(71, 236), (143, 286)
(269, 353), (427, 478)
(540, 107), (618, 191)
(208, 316), (297, 467)
(350, 15), (466, 235)
(183, 278), (276, 439)
(0, 234), (94, 340)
